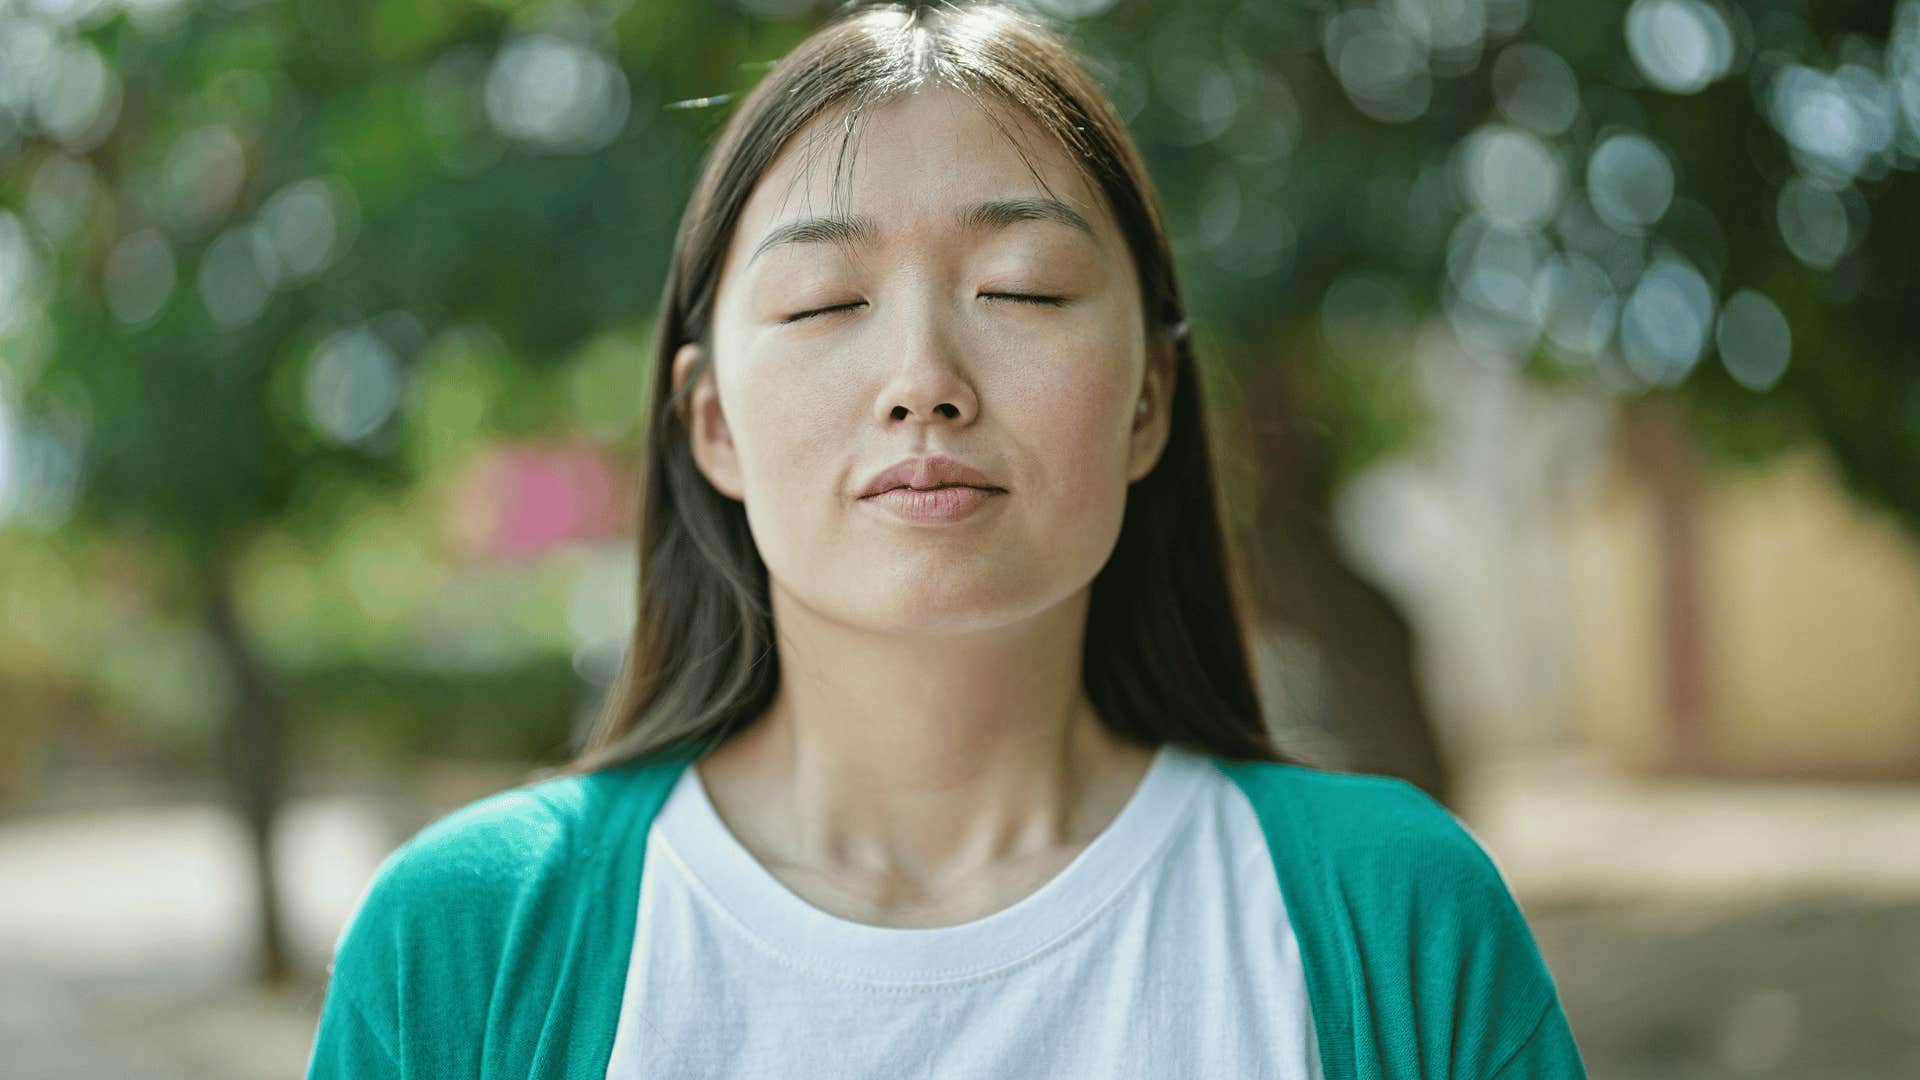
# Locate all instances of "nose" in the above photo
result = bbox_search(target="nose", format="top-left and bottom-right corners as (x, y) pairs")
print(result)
(874, 297), (980, 426)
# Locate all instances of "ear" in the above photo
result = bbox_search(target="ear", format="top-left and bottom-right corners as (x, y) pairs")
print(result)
(1126, 326), (1178, 484)
(671, 342), (745, 502)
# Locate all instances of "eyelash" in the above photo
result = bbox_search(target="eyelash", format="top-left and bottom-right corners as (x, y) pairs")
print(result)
(781, 293), (1068, 324)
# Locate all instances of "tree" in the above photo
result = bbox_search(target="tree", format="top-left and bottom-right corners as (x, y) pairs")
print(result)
(4, 0), (1916, 977)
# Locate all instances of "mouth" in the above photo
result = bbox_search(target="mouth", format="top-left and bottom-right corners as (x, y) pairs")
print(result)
(858, 455), (1003, 499)
(860, 483), (1003, 524)
(862, 483), (1001, 498)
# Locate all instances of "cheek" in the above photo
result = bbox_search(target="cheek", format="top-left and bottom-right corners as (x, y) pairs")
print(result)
(723, 358), (850, 477)
(720, 361), (853, 571)
(1023, 396), (1119, 496)
(997, 368), (1133, 594)
(1008, 343), (1136, 503)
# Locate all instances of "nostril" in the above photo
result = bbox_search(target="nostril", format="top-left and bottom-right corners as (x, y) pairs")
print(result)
(889, 404), (962, 420)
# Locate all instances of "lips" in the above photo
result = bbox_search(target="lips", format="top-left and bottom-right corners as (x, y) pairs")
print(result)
(858, 454), (1004, 499)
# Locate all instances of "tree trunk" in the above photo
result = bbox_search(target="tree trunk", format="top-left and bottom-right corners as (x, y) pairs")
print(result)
(1620, 398), (1712, 772)
(202, 557), (292, 984)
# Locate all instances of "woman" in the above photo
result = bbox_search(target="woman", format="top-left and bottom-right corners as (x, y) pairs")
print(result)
(308, 2), (1587, 1077)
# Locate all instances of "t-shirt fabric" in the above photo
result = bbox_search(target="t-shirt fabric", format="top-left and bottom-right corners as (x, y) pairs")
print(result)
(306, 740), (1588, 1079)
(604, 742), (1320, 1078)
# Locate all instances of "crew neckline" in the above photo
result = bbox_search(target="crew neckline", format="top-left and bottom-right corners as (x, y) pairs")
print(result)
(650, 741), (1210, 986)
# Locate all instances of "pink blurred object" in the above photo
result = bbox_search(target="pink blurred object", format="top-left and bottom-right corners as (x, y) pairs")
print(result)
(454, 442), (634, 561)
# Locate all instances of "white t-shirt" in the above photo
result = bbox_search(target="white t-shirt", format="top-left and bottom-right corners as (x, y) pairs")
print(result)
(605, 741), (1324, 1079)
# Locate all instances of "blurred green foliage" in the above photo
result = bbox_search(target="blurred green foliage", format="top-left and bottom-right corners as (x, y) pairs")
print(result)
(1, 0), (1916, 765)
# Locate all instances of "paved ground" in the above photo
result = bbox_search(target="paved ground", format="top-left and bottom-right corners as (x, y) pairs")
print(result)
(0, 793), (394, 1079)
(3, 753), (1917, 1078)
(1533, 896), (1920, 1078)
(1458, 754), (1920, 1078)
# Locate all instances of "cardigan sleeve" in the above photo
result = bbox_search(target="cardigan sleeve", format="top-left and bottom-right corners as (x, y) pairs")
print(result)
(306, 846), (412, 1080)
(1488, 993), (1587, 1079)
(1355, 777), (1590, 1079)
(304, 786), (577, 1079)
(307, 981), (400, 1077)
(1236, 762), (1591, 1079)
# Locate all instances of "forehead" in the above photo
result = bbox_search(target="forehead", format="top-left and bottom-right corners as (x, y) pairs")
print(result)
(726, 85), (1119, 271)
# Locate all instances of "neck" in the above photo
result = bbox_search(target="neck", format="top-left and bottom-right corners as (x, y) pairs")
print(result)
(698, 581), (1152, 893)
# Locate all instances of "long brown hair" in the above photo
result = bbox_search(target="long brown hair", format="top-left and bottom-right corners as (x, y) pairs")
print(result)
(559, 0), (1295, 777)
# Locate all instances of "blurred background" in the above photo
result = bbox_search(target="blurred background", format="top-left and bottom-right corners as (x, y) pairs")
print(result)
(2, 0), (1917, 1075)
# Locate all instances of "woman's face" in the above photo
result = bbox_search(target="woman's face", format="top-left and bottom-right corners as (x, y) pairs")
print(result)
(675, 84), (1174, 636)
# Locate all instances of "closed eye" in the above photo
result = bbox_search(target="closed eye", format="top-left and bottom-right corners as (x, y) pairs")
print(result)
(984, 292), (1069, 308)
(780, 293), (1070, 324)
(781, 300), (867, 325)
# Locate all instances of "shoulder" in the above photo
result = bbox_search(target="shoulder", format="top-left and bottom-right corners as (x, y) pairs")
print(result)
(330, 775), (597, 965)
(382, 781), (582, 889)
(1214, 758), (1533, 958)
(331, 753), (690, 958)
(357, 748), (701, 900)
(310, 775), (603, 1074)
(347, 753), (694, 921)
(1211, 758), (1512, 904)
(310, 755), (694, 1076)
(1211, 758), (1583, 1074)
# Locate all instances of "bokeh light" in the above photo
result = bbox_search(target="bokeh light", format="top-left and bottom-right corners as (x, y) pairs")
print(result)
(1619, 252), (1714, 386)
(1539, 251), (1619, 360)
(31, 37), (120, 150)
(1715, 288), (1792, 392)
(1389, 0), (1487, 72)
(0, 212), (48, 339)
(103, 228), (177, 328)
(1769, 61), (1899, 186)
(1445, 215), (1552, 356)
(484, 34), (632, 153)
(1458, 123), (1565, 228)
(1587, 131), (1676, 231)
(1625, 0), (1736, 95)
(1774, 61), (1896, 184)
(304, 326), (407, 449)
(24, 153), (99, 244)
(1774, 176), (1856, 270)
(1492, 42), (1581, 136)
(197, 225), (280, 329)
(1324, 6), (1432, 123)
(160, 126), (247, 235)
(258, 177), (357, 284)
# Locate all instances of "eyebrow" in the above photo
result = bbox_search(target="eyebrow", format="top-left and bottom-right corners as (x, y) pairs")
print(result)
(747, 196), (1096, 266)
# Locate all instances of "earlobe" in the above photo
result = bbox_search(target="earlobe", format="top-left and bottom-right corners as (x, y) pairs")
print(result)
(670, 342), (745, 502)
(1127, 333), (1177, 482)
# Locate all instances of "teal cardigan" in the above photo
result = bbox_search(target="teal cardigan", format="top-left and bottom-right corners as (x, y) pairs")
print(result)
(307, 744), (1588, 1078)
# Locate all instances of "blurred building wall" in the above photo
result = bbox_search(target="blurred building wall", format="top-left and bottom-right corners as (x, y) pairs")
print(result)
(1334, 326), (1920, 779)
(1571, 443), (1920, 778)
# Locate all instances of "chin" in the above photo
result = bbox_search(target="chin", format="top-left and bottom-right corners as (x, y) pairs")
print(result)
(859, 569), (1080, 637)
(770, 548), (1093, 635)
(866, 581), (1018, 631)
